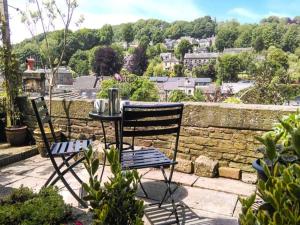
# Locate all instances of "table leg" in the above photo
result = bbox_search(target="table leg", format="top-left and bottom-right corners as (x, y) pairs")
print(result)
(114, 120), (121, 150)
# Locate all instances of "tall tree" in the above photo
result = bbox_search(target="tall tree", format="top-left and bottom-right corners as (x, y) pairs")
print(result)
(191, 16), (216, 38)
(93, 47), (123, 76)
(98, 24), (114, 45)
(215, 21), (239, 51)
(127, 46), (148, 76)
(121, 24), (134, 47)
(282, 24), (300, 53)
(216, 54), (242, 82)
(68, 49), (89, 76)
(175, 39), (192, 61)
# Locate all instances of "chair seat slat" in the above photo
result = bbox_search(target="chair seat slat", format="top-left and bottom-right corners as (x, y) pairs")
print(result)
(51, 143), (62, 154)
(66, 141), (75, 153)
(81, 140), (88, 149)
(123, 127), (178, 137)
(58, 142), (68, 154)
(123, 118), (180, 127)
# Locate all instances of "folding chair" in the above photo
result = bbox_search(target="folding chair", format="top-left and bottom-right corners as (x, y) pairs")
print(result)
(31, 97), (91, 208)
(120, 103), (184, 224)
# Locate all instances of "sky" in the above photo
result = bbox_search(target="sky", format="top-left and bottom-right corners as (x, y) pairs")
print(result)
(8, 0), (300, 44)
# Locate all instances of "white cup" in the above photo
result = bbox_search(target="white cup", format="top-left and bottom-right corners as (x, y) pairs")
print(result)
(94, 99), (108, 114)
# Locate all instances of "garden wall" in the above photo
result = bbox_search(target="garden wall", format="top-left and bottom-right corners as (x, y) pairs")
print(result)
(23, 98), (298, 177)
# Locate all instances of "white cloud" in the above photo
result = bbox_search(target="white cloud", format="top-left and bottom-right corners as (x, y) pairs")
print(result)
(228, 8), (260, 20)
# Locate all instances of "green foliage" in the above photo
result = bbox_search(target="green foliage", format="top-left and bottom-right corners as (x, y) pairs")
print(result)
(0, 186), (71, 225)
(168, 90), (195, 102)
(173, 64), (184, 77)
(216, 54), (242, 82)
(144, 57), (168, 77)
(68, 49), (90, 76)
(239, 112), (300, 225)
(83, 146), (144, 225)
(191, 16), (216, 39)
(175, 39), (192, 61)
(223, 97), (242, 104)
(121, 24), (134, 46)
(215, 21), (239, 51)
(146, 43), (167, 59)
(127, 47), (148, 76)
(98, 74), (159, 102)
(98, 24), (114, 46)
(192, 61), (216, 79)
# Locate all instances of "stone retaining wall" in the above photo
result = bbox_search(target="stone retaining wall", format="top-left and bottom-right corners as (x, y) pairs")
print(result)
(23, 98), (298, 177)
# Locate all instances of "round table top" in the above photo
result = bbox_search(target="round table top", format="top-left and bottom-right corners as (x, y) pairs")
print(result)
(89, 111), (122, 121)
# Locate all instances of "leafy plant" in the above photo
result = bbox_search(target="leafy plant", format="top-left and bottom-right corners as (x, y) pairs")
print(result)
(239, 163), (300, 225)
(0, 186), (71, 225)
(83, 146), (144, 225)
(240, 112), (300, 225)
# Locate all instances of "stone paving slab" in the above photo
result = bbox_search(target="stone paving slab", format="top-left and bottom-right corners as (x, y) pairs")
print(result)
(194, 176), (256, 197)
(143, 168), (199, 186)
(6, 176), (46, 192)
(0, 173), (25, 186)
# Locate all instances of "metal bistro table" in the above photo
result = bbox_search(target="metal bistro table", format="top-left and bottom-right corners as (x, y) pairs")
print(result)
(89, 111), (123, 150)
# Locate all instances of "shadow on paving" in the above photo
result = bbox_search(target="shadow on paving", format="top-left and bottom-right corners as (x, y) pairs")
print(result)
(145, 202), (237, 225)
(137, 180), (188, 203)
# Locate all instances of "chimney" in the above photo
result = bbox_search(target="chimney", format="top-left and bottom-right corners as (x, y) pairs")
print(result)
(26, 58), (35, 71)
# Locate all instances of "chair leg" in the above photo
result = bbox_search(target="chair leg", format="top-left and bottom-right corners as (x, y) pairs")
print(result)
(61, 154), (84, 184)
(50, 156), (85, 186)
(138, 178), (149, 198)
(44, 153), (78, 187)
(59, 172), (88, 208)
(159, 165), (179, 224)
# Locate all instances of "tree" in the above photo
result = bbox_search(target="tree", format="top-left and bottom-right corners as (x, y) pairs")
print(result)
(175, 39), (192, 61)
(151, 29), (164, 44)
(164, 21), (193, 39)
(68, 50), (89, 76)
(253, 36), (265, 52)
(74, 28), (100, 50)
(20, 0), (82, 115)
(168, 90), (194, 102)
(215, 22), (239, 51)
(93, 47), (123, 76)
(282, 24), (300, 52)
(98, 24), (114, 45)
(174, 64), (184, 77)
(267, 46), (289, 70)
(127, 46), (148, 75)
(98, 74), (158, 101)
(121, 24), (134, 47)
(216, 54), (242, 82)
(192, 61), (216, 79)
(234, 24), (254, 48)
(146, 43), (167, 59)
(191, 16), (216, 38)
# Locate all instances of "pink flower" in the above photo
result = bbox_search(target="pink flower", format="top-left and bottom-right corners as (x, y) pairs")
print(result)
(75, 221), (83, 225)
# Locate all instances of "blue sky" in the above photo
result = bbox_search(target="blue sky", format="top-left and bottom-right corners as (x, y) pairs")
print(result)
(9, 0), (300, 43)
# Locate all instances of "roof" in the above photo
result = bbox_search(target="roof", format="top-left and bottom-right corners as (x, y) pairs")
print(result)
(73, 75), (99, 89)
(184, 52), (219, 59)
(150, 77), (212, 84)
(221, 82), (254, 94)
(223, 48), (253, 54)
(149, 77), (168, 82)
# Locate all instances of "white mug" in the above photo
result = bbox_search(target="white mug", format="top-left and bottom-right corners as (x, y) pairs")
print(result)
(94, 99), (108, 114)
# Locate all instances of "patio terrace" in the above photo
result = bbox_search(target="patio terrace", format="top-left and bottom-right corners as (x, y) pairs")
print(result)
(0, 99), (298, 224)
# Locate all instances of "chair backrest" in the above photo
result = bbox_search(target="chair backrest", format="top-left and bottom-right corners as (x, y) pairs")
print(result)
(121, 103), (184, 160)
(31, 97), (57, 154)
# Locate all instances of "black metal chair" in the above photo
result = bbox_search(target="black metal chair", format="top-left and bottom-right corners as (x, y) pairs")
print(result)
(120, 103), (184, 224)
(31, 97), (91, 208)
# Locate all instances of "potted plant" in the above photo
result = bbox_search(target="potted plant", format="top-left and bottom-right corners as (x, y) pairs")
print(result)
(0, 17), (27, 146)
(253, 112), (300, 181)
(82, 146), (144, 225)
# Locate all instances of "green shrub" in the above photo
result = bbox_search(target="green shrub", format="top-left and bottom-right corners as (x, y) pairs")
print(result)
(239, 112), (300, 225)
(83, 146), (144, 225)
(0, 186), (71, 225)
(223, 97), (242, 104)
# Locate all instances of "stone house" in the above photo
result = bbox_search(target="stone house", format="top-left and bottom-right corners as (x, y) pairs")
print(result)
(160, 53), (180, 70)
(184, 52), (219, 70)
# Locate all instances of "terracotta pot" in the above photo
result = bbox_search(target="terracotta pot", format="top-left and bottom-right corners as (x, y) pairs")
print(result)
(5, 126), (28, 146)
(33, 128), (61, 157)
